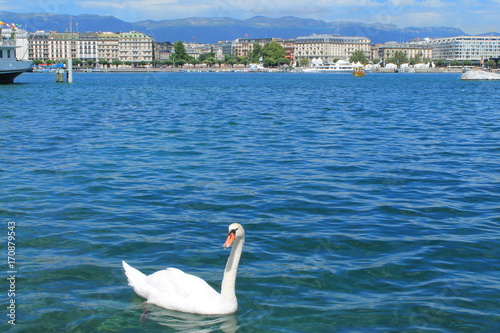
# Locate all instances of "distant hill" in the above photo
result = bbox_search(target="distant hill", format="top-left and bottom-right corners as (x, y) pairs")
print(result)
(0, 12), (133, 33)
(1, 11), (491, 44)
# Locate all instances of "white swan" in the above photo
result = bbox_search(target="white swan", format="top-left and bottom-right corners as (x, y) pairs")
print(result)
(122, 223), (245, 315)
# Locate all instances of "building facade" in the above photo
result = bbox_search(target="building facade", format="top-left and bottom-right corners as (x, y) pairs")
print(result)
(183, 42), (212, 59)
(294, 34), (371, 64)
(429, 36), (500, 61)
(118, 31), (153, 63)
(212, 41), (233, 61)
(29, 31), (153, 64)
(30, 31), (99, 63)
(97, 32), (119, 62)
(375, 42), (433, 63)
(231, 38), (287, 58)
(154, 42), (173, 61)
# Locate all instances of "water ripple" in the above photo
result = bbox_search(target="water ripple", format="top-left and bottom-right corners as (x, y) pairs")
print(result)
(1, 73), (499, 332)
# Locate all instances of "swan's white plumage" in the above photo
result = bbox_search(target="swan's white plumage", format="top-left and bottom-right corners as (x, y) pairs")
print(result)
(123, 223), (245, 315)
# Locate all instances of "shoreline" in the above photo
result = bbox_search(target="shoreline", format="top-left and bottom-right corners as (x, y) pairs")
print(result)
(71, 67), (467, 74)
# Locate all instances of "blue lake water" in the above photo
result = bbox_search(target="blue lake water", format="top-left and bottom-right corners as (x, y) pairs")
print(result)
(1, 72), (499, 332)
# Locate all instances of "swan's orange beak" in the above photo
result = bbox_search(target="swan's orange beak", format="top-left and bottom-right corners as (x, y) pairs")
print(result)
(223, 231), (235, 248)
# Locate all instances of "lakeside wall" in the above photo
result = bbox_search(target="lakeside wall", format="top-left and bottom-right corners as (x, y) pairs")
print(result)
(74, 66), (466, 73)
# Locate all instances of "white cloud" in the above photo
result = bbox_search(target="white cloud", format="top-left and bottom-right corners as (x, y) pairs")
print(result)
(76, 1), (126, 9)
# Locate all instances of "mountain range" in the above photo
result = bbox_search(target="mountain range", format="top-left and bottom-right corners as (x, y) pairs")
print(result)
(1, 11), (498, 45)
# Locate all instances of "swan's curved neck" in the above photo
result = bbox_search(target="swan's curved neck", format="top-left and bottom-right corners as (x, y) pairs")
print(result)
(221, 236), (244, 303)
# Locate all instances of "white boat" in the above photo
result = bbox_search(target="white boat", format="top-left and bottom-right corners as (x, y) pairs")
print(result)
(461, 69), (500, 80)
(0, 39), (32, 84)
(303, 60), (364, 73)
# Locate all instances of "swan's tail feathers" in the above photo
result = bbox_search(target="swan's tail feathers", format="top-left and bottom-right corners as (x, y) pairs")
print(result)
(122, 260), (150, 300)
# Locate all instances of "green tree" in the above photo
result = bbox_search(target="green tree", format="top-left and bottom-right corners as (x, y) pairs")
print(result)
(174, 59), (186, 68)
(299, 57), (309, 67)
(485, 59), (497, 68)
(386, 51), (409, 66)
(33, 59), (44, 65)
(262, 41), (285, 66)
(162, 59), (174, 67)
(450, 59), (460, 66)
(263, 58), (277, 67)
(98, 59), (109, 67)
(203, 57), (216, 67)
(173, 41), (189, 62)
(224, 55), (236, 67)
(72, 58), (83, 67)
(463, 60), (472, 66)
(237, 56), (249, 66)
(277, 58), (290, 66)
(250, 43), (263, 63)
(111, 59), (123, 67)
(190, 58), (200, 67)
(226, 58), (237, 68)
(349, 50), (368, 65)
(86, 59), (95, 67)
(435, 59), (446, 67)
(199, 52), (216, 62)
(410, 55), (422, 65)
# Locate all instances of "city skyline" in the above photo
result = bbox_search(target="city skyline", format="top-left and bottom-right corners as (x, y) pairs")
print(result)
(4, 0), (499, 35)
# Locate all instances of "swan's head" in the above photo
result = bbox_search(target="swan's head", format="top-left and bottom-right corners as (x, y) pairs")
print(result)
(223, 223), (244, 248)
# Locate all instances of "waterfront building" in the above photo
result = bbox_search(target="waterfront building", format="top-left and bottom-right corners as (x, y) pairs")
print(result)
(97, 32), (119, 63)
(78, 33), (99, 62)
(28, 30), (153, 65)
(231, 38), (285, 58)
(375, 41), (433, 63)
(154, 42), (173, 61)
(212, 41), (233, 61)
(183, 42), (212, 59)
(294, 34), (371, 65)
(29, 31), (49, 61)
(429, 36), (500, 62)
(30, 31), (99, 63)
(118, 31), (153, 63)
(282, 39), (296, 64)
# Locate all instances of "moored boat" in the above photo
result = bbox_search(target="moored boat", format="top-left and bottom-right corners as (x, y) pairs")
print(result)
(303, 60), (357, 73)
(0, 39), (32, 84)
(353, 67), (365, 77)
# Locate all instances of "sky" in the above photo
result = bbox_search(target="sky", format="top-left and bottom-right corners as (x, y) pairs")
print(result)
(3, 0), (499, 34)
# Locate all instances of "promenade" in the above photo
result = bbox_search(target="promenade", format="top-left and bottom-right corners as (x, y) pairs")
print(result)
(77, 66), (466, 73)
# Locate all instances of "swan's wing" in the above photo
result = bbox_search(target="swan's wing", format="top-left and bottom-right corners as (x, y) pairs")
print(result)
(144, 268), (222, 313)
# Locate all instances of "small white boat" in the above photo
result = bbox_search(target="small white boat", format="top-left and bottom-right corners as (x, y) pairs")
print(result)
(0, 39), (32, 84)
(461, 69), (500, 80)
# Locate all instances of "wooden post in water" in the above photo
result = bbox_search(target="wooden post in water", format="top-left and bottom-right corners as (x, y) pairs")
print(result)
(55, 58), (74, 83)
(55, 69), (65, 83)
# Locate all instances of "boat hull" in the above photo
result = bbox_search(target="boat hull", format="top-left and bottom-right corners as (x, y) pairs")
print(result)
(0, 61), (33, 84)
(353, 68), (365, 77)
(303, 69), (353, 73)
